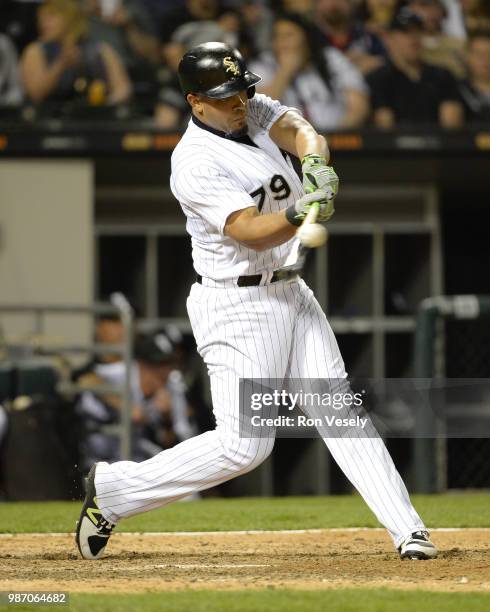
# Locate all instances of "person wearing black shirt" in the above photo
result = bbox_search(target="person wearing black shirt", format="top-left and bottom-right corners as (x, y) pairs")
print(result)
(459, 30), (490, 123)
(314, 0), (388, 75)
(367, 8), (464, 127)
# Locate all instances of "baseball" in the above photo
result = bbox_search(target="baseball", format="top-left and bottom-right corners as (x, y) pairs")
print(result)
(297, 223), (328, 248)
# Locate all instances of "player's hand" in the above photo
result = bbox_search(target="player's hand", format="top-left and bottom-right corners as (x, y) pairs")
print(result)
(301, 154), (339, 220)
(291, 189), (335, 224)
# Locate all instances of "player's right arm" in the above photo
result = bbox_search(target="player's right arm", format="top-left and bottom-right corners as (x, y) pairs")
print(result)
(173, 152), (326, 252)
(224, 188), (329, 252)
(224, 206), (296, 252)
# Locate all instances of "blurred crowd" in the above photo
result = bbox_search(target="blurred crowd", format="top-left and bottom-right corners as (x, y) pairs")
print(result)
(72, 316), (205, 471)
(0, 315), (213, 497)
(0, 0), (490, 128)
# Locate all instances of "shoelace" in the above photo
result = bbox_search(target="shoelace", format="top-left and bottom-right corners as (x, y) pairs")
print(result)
(96, 518), (115, 535)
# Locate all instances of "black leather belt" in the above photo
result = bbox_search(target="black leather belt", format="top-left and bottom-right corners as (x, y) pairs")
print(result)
(196, 270), (297, 287)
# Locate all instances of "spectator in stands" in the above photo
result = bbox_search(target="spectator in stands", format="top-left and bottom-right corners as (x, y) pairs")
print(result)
(458, 30), (490, 122)
(357, 0), (404, 34)
(367, 8), (464, 127)
(0, 33), (23, 106)
(138, 0), (182, 23)
(94, 314), (126, 363)
(442, 1), (490, 39)
(147, 364), (198, 451)
(154, 97), (188, 128)
(20, 0), (131, 106)
(407, 0), (465, 77)
(238, 0), (275, 56)
(71, 314), (128, 383)
(0, 0), (39, 55)
(159, 1), (241, 72)
(271, 0), (313, 17)
(250, 12), (369, 129)
(83, 0), (160, 107)
(76, 332), (196, 466)
(314, 0), (387, 74)
(461, 0), (490, 35)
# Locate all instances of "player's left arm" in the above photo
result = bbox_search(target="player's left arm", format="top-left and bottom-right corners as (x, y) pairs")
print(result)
(270, 111), (339, 221)
(269, 110), (329, 161)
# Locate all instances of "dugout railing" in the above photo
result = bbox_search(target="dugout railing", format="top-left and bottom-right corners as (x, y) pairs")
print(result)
(0, 293), (135, 460)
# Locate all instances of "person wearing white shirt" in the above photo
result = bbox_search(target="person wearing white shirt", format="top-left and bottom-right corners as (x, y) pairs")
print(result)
(249, 12), (369, 130)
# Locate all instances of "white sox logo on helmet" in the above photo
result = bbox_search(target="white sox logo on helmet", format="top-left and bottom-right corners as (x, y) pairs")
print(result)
(223, 57), (241, 76)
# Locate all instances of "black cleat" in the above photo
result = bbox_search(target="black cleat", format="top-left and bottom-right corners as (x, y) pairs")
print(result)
(75, 464), (115, 560)
(398, 530), (438, 560)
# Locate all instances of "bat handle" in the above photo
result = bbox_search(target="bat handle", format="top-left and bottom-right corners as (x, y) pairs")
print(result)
(302, 201), (320, 227)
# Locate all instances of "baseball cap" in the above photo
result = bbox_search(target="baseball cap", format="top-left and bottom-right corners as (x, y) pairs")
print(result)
(134, 333), (174, 365)
(390, 8), (424, 32)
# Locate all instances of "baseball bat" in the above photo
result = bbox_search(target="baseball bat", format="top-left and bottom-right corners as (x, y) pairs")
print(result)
(275, 202), (325, 278)
(296, 200), (328, 249)
(300, 200), (320, 228)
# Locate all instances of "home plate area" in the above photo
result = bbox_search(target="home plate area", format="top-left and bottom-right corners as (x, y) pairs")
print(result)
(0, 529), (488, 594)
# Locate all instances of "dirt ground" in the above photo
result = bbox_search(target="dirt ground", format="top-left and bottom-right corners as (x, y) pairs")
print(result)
(0, 530), (489, 593)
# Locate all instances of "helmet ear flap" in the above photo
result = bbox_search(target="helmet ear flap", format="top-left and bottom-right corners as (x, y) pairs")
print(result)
(247, 86), (256, 99)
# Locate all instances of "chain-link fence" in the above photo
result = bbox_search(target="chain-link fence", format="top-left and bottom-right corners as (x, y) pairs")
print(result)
(444, 317), (490, 488)
(415, 296), (490, 491)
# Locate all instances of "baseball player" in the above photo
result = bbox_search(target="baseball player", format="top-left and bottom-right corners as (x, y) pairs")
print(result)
(76, 42), (437, 562)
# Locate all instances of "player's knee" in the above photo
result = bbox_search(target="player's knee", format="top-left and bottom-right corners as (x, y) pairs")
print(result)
(223, 436), (274, 474)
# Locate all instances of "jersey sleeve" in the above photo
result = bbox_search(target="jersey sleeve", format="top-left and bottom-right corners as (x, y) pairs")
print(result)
(247, 93), (293, 132)
(172, 160), (256, 235)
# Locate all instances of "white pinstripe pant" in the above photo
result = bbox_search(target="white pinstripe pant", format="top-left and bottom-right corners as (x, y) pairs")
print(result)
(96, 278), (425, 547)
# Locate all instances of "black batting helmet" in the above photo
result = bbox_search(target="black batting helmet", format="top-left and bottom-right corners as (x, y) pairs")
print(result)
(177, 42), (261, 101)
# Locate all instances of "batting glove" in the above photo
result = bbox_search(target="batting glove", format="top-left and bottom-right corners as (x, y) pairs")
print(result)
(285, 189), (335, 227)
(301, 154), (339, 219)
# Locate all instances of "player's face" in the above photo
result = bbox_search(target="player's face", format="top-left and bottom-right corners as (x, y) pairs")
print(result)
(192, 91), (249, 134)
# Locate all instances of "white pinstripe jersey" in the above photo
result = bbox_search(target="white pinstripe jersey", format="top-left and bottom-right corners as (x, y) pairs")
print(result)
(170, 94), (304, 280)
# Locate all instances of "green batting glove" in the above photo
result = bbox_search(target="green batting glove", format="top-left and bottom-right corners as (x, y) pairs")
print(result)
(285, 189), (335, 226)
(301, 154), (339, 204)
